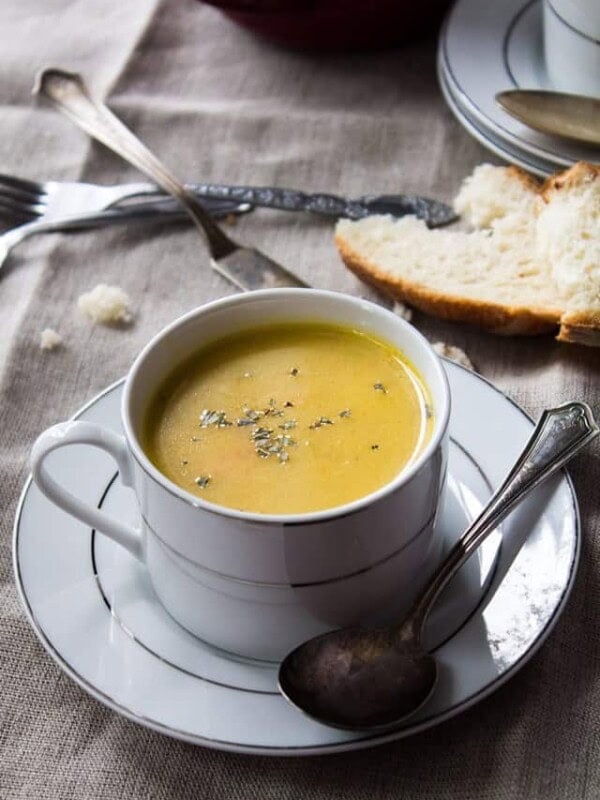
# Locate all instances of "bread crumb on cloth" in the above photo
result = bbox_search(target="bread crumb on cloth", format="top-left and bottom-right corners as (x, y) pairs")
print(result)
(432, 342), (474, 371)
(40, 328), (63, 351)
(392, 301), (413, 322)
(78, 284), (133, 325)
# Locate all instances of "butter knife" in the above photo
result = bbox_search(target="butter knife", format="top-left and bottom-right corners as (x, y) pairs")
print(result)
(496, 90), (600, 146)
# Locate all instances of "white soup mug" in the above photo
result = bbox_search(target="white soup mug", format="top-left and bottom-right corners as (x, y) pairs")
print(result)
(30, 289), (450, 661)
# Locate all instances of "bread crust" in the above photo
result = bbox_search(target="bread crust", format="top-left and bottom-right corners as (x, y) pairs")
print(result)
(540, 161), (600, 203)
(557, 309), (600, 347)
(336, 234), (560, 336)
(505, 164), (542, 195)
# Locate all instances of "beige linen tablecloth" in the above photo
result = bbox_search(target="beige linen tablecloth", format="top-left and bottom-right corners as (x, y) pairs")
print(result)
(1, 2), (599, 797)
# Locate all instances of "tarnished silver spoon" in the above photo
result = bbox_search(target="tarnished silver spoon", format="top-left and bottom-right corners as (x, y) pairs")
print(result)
(278, 401), (598, 731)
(496, 90), (600, 147)
(34, 68), (307, 292)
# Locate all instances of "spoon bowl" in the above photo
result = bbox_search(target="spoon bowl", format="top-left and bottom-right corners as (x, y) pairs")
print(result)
(495, 90), (600, 147)
(279, 625), (437, 730)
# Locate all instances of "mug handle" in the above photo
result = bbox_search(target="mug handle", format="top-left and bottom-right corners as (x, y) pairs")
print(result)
(30, 421), (144, 560)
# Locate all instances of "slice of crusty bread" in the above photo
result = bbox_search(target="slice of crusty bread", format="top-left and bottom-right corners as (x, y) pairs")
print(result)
(335, 162), (600, 345)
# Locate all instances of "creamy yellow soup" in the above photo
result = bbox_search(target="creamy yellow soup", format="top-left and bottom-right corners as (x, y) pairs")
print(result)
(143, 323), (433, 514)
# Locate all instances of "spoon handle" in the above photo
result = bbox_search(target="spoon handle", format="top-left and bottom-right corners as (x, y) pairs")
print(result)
(33, 68), (235, 259)
(408, 402), (598, 638)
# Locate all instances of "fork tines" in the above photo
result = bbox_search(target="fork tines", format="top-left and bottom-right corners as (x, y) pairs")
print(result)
(0, 173), (45, 221)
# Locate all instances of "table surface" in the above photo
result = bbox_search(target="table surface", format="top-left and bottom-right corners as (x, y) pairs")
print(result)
(1, 2), (599, 798)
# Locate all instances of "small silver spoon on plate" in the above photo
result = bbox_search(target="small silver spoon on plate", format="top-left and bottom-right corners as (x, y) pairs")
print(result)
(496, 90), (600, 146)
(278, 401), (598, 731)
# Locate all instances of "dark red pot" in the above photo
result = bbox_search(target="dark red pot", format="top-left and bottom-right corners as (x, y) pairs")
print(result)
(200, 0), (451, 50)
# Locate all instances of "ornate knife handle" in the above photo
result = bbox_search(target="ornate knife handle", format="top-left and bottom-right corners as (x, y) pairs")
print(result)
(189, 183), (366, 218)
(188, 183), (457, 226)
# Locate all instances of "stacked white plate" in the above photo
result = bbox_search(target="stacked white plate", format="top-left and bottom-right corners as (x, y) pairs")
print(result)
(438, 0), (600, 176)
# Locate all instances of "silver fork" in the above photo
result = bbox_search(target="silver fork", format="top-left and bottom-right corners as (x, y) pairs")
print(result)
(0, 173), (249, 271)
(35, 68), (307, 291)
(0, 173), (249, 224)
(0, 174), (149, 270)
(0, 172), (156, 222)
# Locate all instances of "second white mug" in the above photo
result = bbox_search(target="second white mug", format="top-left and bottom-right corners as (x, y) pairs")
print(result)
(544, 0), (600, 97)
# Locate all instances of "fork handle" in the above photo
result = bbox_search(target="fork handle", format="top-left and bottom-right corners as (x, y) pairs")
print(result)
(0, 200), (249, 263)
(34, 69), (236, 259)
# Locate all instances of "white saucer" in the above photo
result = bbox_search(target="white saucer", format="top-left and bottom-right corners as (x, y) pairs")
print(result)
(438, 0), (600, 175)
(13, 361), (580, 755)
(438, 63), (552, 178)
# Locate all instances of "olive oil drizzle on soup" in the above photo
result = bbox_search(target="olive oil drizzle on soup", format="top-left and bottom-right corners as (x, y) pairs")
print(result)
(143, 323), (433, 515)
